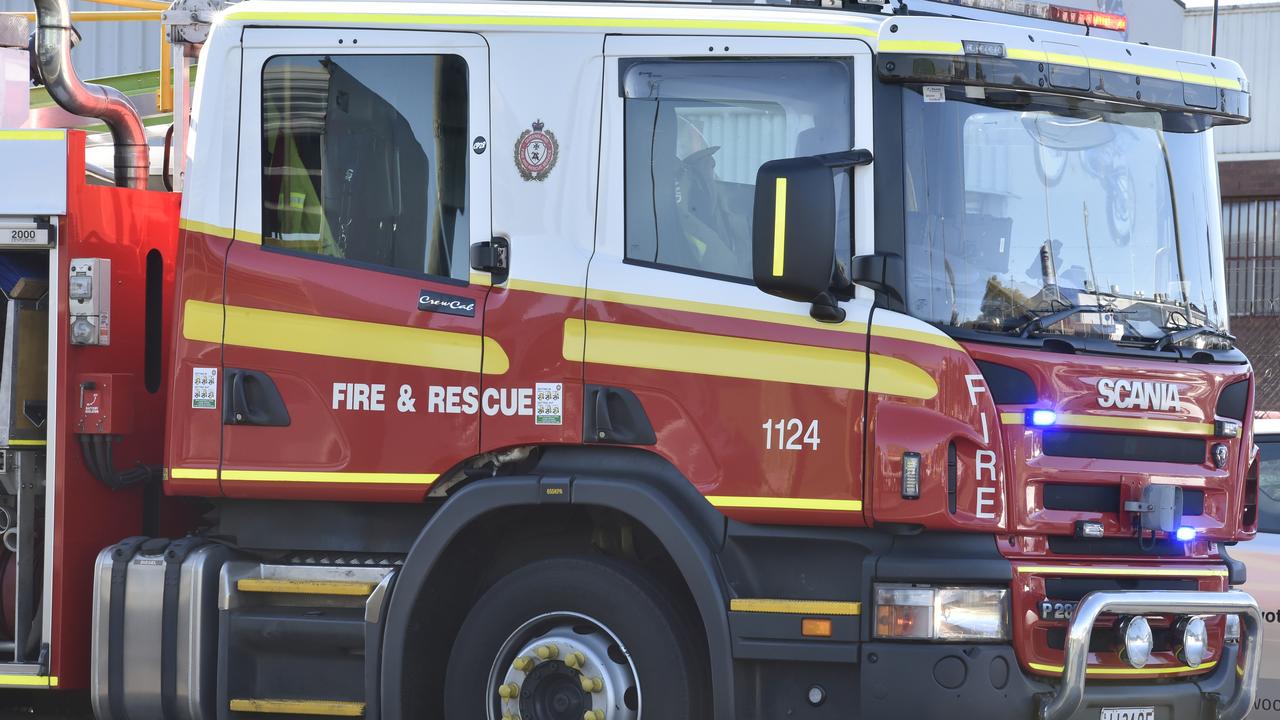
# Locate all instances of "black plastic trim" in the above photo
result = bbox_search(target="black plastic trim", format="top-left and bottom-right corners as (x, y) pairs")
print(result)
(874, 532), (1012, 583)
(1043, 430), (1205, 465)
(222, 368), (291, 427)
(1217, 379), (1251, 422)
(1219, 542), (1247, 585)
(379, 447), (734, 720)
(974, 361), (1037, 405)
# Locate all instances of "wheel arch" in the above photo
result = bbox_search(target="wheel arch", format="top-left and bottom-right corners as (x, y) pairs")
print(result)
(377, 446), (734, 720)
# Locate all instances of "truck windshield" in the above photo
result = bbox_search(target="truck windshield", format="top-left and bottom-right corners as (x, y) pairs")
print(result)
(901, 85), (1228, 347)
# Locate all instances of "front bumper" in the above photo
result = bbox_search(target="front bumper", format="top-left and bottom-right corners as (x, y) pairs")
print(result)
(1041, 590), (1262, 720)
(859, 591), (1261, 720)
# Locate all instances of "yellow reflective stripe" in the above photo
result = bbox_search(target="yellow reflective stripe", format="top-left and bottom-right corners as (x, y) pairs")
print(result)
(502, 281), (961, 352)
(771, 177), (787, 277)
(182, 299), (509, 375)
(0, 674), (57, 687)
(0, 130), (64, 141)
(170, 468), (218, 480)
(707, 495), (862, 512)
(565, 318), (937, 400)
(1017, 566), (1228, 578)
(225, 9), (878, 38)
(228, 699), (365, 717)
(1029, 661), (1216, 676)
(237, 578), (375, 596)
(178, 217), (263, 244)
(1008, 47), (1242, 90)
(884, 42), (1243, 91)
(220, 470), (437, 485)
(6, 440), (46, 446)
(1000, 411), (1214, 437)
(731, 598), (861, 616)
(879, 39), (965, 54)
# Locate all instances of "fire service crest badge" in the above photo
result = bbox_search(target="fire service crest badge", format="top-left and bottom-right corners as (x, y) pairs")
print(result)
(514, 119), (559, 181)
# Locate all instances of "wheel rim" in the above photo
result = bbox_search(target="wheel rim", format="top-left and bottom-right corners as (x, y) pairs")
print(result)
(486, 611), (641, 720)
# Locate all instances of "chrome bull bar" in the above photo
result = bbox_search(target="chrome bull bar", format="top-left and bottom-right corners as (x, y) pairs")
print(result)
(1039, 590), (1262, 720)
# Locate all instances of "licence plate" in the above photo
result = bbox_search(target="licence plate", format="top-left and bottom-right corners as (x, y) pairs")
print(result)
(1039, 599), (1078, 621)
(1101, 708), (1155, 720)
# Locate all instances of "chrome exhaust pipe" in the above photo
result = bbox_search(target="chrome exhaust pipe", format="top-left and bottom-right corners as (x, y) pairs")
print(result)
(33, 0), (149, 188)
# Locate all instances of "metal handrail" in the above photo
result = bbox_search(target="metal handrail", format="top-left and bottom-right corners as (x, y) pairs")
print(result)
(1039, 590), (1262, 720)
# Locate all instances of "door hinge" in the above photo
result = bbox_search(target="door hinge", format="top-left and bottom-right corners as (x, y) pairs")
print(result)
(470, 237), (510, 281)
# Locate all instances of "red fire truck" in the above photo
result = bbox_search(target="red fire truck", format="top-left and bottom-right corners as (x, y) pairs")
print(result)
(0, 0), (1264, 718)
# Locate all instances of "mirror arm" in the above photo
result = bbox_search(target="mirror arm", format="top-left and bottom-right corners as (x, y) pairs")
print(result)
(809, 291), (847, 324)
(813, 148), (874, 170)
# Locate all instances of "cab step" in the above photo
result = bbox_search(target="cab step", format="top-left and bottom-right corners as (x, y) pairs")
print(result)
(228, 698), (366, 717)
(236, 578), (377, 597)
(219, 563), (395, 720)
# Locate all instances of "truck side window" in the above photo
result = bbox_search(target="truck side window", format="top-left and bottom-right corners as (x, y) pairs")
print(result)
(1258, 441), (1280, 533)
(261, 54), (470, 281)
(622, 59), (852, 282)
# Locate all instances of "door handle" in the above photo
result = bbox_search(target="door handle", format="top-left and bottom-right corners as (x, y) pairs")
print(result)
(223, 369), (291, 427)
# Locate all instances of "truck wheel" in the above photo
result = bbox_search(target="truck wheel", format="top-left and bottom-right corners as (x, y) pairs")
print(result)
(443, 555), (702, 720)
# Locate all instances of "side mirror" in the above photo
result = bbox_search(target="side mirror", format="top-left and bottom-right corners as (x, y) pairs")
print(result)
(751, 156), (840, 309)
(849, 253), (905, 304)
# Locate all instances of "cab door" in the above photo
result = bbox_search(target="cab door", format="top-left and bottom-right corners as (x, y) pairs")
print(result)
(218, 28), (492, 500)
(587, 35), (877, 524)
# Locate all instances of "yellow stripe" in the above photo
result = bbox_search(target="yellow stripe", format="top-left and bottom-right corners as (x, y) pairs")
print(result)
(879, 39), (965, 54)
(178, 217), (262, 245)
(5, 440), (46, 447)
(1029, 661), (1217, 676)
(182, 299), (509, 375)
(1000, 411), (1213, 437)
(1017, 566), (1228, 578)
(220, 470), (437, 485)
(237, 578), (376, 596)
(228, 699), (365, 717)
(566, 318), (937, 400)
(170, 467), (218, 480)
(505, 280), (962, 352)
(0, 130), (64, 141)
(771, 177), (787, 277)
(225, 9), (878, 38)
(883, 41), (1241, 91)
(731, 598), (861, 616)
(707, 495), (862, 512)
(0, 674), (56, 688)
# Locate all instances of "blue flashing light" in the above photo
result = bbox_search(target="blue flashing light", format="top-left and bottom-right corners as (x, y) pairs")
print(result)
(1027, 409), (1057, 427)
(1175, 526), (1197, 543)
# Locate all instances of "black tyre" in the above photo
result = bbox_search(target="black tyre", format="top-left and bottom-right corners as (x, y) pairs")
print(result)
(443, 554), (703, 720)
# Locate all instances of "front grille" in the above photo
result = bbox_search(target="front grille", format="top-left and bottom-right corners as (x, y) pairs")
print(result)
(1047, 536), (1188, 557)
(1042, 430), (1205, 464)
(1043, 484), (1205, 515)
(1044, 577), (1198, 601)
(1045, 626), (1180, 653)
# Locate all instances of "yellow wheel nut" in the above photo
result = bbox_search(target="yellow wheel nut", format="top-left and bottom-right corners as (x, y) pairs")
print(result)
(498, 682), (520, 699)
(535, 644), (559, 660)
(565, 651), (586, 669)
(580, 676), (604, 693)
(512, 656), (535, 672)
(583, 710), (605, 720)
(503, 715), (519, 720)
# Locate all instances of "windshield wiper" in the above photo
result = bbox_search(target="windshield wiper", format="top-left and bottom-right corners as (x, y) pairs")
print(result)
(1154, 325), (1236, 352)
(1018, 304), (1111, 338)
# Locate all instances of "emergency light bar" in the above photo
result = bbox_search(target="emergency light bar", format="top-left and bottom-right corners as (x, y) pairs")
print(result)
(932, 0), (1127, 33)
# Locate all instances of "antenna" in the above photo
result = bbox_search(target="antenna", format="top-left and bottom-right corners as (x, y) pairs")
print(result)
(1211, 0), (1220, 56)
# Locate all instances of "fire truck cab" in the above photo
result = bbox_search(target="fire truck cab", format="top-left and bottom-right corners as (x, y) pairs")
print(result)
(0, 0), (1264, 719)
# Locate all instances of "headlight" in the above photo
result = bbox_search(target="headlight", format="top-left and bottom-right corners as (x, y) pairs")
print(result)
(874, 584), (1009, 642)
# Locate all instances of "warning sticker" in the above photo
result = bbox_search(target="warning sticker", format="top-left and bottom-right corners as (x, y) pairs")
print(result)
(535, 383), (563, 426)
(192, 368), (218, 410)
(923, 85), (947, 103)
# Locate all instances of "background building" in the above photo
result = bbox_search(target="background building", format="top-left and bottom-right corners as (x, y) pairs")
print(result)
(1185, 2), (1280, 409)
